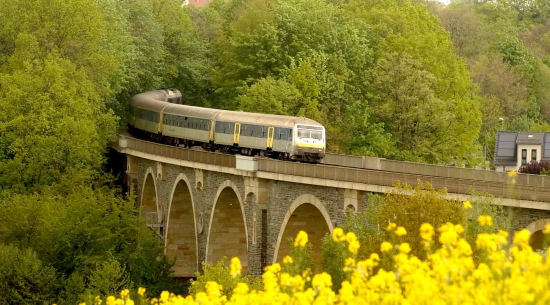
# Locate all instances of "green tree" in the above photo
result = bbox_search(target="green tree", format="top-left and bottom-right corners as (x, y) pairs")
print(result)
(0, 36), (116, 193)
(0, 186), (175, 303)
(237, 77), (303, 115)
(0, 244), (58, 305)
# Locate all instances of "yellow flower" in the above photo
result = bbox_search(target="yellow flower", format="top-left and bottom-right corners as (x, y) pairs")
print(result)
(348, 239), (360, 254)
(463, 201), (472, 209)
(283, 255), (294, 264)
(543, 223), (550, 235)
(507, 170), (517, 178)
(120, 289), (130, 299)
(332, 227), (345, 242)
(478, 215), (493, 227)
(233, 282), (249, 295)
(312, 272), (332, 289)
(205, 282), (222, 298)
(387, 222), (397, 231)
(294, 231), (308, 247)
(230, 257), (242, 277)
(137, 287), (146, 296)
(160, 291), (170, 302)
(420, 223), (434, 241)
(106, 296), (116, 305)
(513, 229), (531, 245)
(395, 226), (407, 236)
(381, 242), (393, 252)
(399, 243), (411, 254)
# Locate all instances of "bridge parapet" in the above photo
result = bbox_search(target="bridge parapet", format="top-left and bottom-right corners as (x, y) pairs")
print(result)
(258, 158), (550, 204)
(115, 134), (550, 205)
(325, 153), (550, 187)
(119, 134), (236, 168)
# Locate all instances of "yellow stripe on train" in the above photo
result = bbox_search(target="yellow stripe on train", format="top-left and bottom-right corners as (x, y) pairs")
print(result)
(296, 142), (324, 149)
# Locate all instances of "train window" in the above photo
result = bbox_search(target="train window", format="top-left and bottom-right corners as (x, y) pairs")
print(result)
(215, 122), (223, 133)
(274, 127), (292, 141)
(216, 121), (234, 134)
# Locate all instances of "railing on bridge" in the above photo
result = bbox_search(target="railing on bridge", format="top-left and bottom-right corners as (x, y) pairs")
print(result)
(324, 153), (550, 188)
(116, 134), (550, 203)
(119, 134), (236, 168)
(259, 158), (550, 203)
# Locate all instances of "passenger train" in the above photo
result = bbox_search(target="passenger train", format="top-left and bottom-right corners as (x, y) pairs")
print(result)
(128, 89), (326, 162)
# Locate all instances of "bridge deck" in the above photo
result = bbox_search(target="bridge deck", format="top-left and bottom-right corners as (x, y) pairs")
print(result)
(114, 133), (550, 208)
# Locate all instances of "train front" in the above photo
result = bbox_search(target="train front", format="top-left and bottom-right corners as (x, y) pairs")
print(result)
(293, 124), (326, 162)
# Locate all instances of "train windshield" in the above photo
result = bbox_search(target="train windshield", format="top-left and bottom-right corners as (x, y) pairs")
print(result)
(297, 125), (324, 141)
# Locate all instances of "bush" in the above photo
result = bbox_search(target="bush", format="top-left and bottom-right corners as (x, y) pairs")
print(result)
(518, 160), (550, 174)
(0, 186), (177, 304)
(189, 258), (262, 299)
(0, 244), (57, 304)
(377, 181), (464, 258)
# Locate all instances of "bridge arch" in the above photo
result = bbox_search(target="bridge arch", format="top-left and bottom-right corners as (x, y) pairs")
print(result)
(164, 173), (198, 277)
(273, 194), (333, 265)
(206, 180), (249, 274)
(139, 167), (161, 222)
(526, 218), (550, 251)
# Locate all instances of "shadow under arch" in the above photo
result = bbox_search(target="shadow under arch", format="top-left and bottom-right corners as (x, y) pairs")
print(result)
(526, 218), (550, 251)
(164, 173), (198, 277)
(205, 180), (249, 274)
(273, 194), (334, 265)
(139, 167), (161, 222)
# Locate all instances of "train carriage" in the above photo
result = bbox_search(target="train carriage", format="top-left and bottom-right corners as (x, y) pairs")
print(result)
(162, 104), (220, 144)
(129, 89), (326, 162)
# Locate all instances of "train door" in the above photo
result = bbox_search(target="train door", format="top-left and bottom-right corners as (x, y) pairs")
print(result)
(159, 104), (171, 134)
(234, 123), (241, 144)
(267, 126), (274, 149)
(209, 120), (215, 141)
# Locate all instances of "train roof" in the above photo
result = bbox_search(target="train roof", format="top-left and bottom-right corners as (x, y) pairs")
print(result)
(131, 92), (170, 111)
(131, 89), (324, 128)
(164, 104), (221, 119)
(215, 110), (322, 128)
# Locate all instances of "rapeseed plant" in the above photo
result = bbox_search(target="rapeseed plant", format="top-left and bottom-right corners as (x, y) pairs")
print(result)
(86, 211), (550, 304)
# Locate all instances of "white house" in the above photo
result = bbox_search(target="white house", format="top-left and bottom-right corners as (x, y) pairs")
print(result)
(494, 131), (550, 172)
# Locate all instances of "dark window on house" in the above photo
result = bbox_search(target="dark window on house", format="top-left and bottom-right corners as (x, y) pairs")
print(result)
(522, 149), (527, 164)
(532, 149), (537, 161)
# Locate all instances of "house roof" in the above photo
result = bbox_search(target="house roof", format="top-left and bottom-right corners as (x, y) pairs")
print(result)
(494, 132), (517, 166)
(516, 132), (545, 145)
(494, 131), (550, 166)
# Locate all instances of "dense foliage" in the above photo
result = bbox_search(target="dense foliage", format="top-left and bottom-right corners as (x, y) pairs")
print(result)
(431, 0), (550, 166)
(0, 0), (200, 303)
(190, 0), (483, 164)
(90, 219), (550, 304)
(1, 0), (549, 303)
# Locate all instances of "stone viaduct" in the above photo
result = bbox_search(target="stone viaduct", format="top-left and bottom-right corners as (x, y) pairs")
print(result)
(114, 134), (550, 277)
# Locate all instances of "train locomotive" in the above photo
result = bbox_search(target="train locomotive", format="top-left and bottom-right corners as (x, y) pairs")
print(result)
(128, 88), (326, 163)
